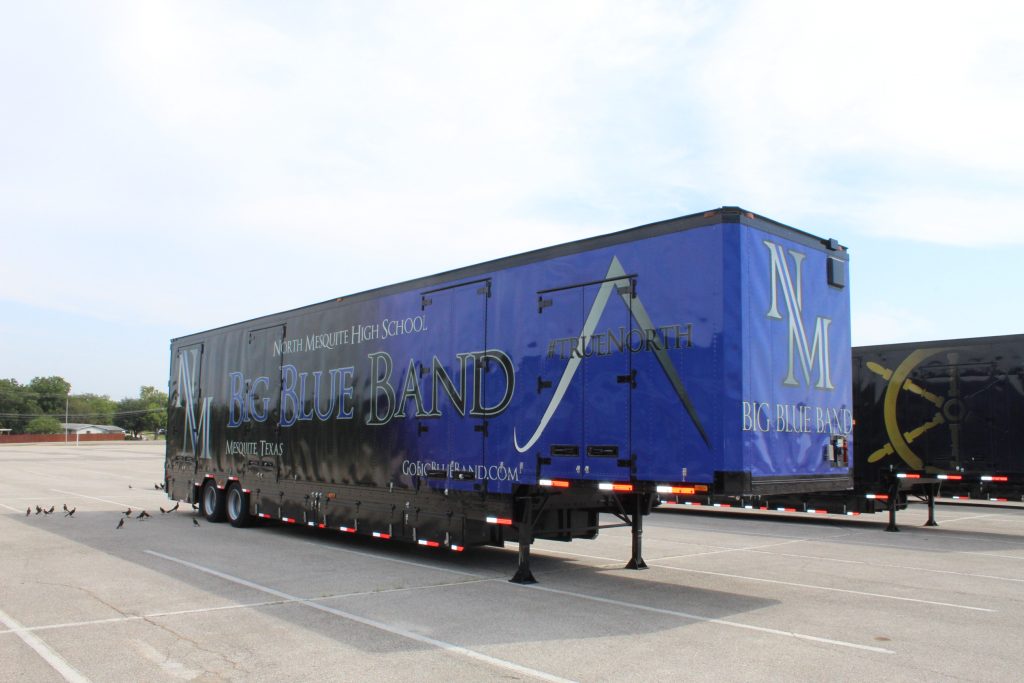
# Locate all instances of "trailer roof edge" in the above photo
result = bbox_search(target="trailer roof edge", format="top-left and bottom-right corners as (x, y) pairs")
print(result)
(171, 206), (843, 343)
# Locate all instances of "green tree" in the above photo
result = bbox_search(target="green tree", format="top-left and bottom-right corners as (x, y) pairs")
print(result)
(0, 379), (41, 432)
(25, 416), (63, 434)
(68, 393), (117, 425)
(115, 386), (168, 436)
(28, 376), (71, 414)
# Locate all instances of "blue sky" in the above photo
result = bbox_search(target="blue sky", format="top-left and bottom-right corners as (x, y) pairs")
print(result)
(2, 1), (1022, 400)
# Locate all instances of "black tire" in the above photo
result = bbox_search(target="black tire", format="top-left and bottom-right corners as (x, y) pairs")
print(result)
(202, 480), (227, 522)
(226, 483), (252, 528)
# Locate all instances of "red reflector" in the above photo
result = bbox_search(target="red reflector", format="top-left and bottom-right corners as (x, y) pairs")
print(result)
(991, 497), (1008, 502)
(257, 513), (271, 519)
(282, 517), (296, 524)
(451, 545), (464, 552)
(549, 480), (570, 488)
(991, 476), (1009, 482)
(898, 473), (921, 479)
(943, 475), (962, 481)
(318, 523), (326, 529)
(339, 526), (356, 533)
(486, 516), (513, 525)
(418, 539), (440, 548)
(372, 532), (391, 539)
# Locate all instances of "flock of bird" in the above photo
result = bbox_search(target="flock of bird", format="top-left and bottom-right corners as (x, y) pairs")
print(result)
(24, 484), (200, 528)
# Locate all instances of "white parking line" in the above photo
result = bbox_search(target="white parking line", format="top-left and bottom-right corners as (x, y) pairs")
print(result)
(0, 605), (91, 683)
(315, 539), (491, 578)
(145, 550), (575, 683)
(534, 546), (995, 612)
(49, 489), (134, 508)
(522, 584), (895, 655)
(652, 565), (995, 612)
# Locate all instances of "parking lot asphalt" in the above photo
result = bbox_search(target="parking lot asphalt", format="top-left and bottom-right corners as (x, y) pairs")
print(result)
(2, 442), (1022, 682)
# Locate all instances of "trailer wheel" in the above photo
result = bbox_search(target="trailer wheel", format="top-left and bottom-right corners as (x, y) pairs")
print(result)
(202, 480), (227, 523)
(226, 483), (252, 528)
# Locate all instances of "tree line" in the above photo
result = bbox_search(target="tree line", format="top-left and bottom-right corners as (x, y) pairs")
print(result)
(0, 376), (168, 436)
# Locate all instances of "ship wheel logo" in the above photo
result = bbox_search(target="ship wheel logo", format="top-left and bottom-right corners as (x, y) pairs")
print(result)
(865, 347), (965, 470)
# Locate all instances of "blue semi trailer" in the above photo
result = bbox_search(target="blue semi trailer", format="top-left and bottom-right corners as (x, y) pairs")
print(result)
(164, 207), (852, 581)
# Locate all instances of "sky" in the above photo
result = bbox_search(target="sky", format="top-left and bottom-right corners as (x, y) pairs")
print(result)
(2, 1), (1023, 401)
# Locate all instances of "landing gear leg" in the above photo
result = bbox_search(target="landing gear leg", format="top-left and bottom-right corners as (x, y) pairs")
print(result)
(924, 484), (939, 527)
(885, 478), (900, 532)
(510, 497), (537, 584)
(625, 494), (648, 570)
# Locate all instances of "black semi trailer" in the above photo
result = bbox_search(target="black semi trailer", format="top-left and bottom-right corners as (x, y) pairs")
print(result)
(164, 207), (853, 578)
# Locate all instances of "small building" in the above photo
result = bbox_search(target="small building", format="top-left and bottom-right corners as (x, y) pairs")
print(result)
(61, 423), (127, 435)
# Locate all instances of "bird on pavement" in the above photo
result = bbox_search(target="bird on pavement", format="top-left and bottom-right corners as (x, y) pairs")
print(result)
(169, 502), (180, 512)
(123, 507), (132, 516)
(63, 503), (68, 512)
(65, 507), (76, 518)
(160, 506), (168, 514)
(25, 507), (30, 516)
(43, 506), (54, 515)
(116, 517), (124, 530)
(137, 510), (150, 520)
(192, 518), (200, 527)
(35, 506), (42, 515)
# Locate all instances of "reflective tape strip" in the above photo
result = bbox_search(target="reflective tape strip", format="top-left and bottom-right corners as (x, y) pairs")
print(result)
(539, 479), (570, 488)
(806, 509), (828, 514)
(486, 516), (513, 525)
(281, 517), (296, 524)
(683, 501), (702, 506)
(896, 473), (920, 479)
(257, 513), (272, 519)
(846, 511), (860, 516)
(865, 494), (889, 500)
(598, 482), (634, 492)
(937, 474), (962, 480)
(228, 476), (239, 481)
(776, 507), (796, 512)
(242, 489), (252, 494)
(339, 526), (356, 533)
(450, 545), (465, 552)
(372, 532), (390, 539)
(712, 503), (732, 508)
(982, 475), (1009, 482)
(417, 539), (440, 547)
(657, 485), (697, 495)
(990, 497), (1009, 502)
